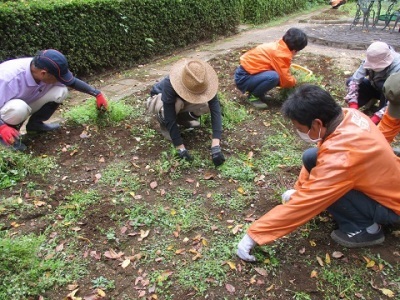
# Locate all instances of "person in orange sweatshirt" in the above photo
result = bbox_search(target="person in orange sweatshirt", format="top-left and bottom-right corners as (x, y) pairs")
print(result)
(377, 72), (400, 151)
(234, 28), (307, 109)
(237, 84), (400, 262)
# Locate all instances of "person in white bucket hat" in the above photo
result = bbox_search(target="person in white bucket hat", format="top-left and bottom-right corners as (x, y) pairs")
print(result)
(344, 41), (400, 124)
(146, 58), (225, 166)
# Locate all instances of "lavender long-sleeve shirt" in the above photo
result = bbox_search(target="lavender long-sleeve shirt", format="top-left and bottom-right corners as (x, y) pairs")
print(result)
(0, 57), (64, 109)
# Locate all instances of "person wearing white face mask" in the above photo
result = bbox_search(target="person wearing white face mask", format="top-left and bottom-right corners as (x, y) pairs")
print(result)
(344, 41), (400, 125)
(236, 84), (400, 262)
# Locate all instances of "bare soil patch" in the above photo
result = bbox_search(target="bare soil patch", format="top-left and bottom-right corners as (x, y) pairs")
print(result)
(1, 42), (399, 300)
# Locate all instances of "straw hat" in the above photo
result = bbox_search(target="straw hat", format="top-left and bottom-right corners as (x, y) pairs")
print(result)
(170, 59), (218, 104)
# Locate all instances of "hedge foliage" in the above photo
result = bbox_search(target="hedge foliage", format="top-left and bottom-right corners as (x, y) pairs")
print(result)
(0, 0), (321, 77)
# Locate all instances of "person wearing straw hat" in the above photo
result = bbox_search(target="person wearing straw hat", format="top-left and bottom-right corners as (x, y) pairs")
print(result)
(377, 72), (400, 155)
(0, 49), (109, 151)
(146, 58), (225, 166)
(237, 84), (400, 262)
(344, 41), (400, 124)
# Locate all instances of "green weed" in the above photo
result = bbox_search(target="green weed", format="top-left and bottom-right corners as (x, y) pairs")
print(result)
(91, 276), (115, 290)
(63, 98), (135, 126)
(100, 161), (141, 192)
(0, 149), (56, 189)
(55, 190), (100, 225)
(219, 155), (256, 182)
(201, 92), (249, 130)
(0, 234), (84, 300)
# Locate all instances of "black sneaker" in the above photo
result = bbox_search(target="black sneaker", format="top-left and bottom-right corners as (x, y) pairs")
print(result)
(330, 228), (384, 248)
(247, 94), (268, 109)
(26, 121), (60, 132)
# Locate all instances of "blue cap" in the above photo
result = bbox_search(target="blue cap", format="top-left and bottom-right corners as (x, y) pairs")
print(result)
(33, 49), (75, 86)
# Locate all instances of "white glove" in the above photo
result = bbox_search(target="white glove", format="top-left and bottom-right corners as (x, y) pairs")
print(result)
(237, 234), (257, 262)
(281, 189), (296, 204)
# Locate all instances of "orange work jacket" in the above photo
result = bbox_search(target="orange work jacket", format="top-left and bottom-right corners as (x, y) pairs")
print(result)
(239, 39), (296, 88)
(377, 111), (400, 143)
(248, 109), (400, 245)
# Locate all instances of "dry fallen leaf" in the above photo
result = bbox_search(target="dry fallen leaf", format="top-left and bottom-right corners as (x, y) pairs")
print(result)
(104, 249), (124, 259)
(266, 284), (274, 292)
(237, 187), (245, 195)
(325, 253), (331, 265)
(254, 267), (267, 276)
(316, 256), (324, 267)
(64, 288), (79, 300)
(379, 288), (394, 298)
(391, 230), (400, 237)
(226, 261), (237, 270)
(138, 229), (150, 241)
(310, 270), (318, 278)
(332, 251), (344, 259)
(231, 224), (243, 235)
(121, 258), (131, 269)
(56, 243), (64, 252)
(225, 283), (236, 293)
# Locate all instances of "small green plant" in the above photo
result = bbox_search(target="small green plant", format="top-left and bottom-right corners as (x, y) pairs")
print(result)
(202, 92), (249, 130)
(55, 190), (100, 224)
(0, 149), (56, 189)
(126, 203), (157, 228)
(106, 228), (117, 242)
(100, 161), (140, 192)
(91, 276), (115, 290)
(0, 234), (84, 300)
(63, 98), (135, 126)
(277, 68), (323, 101)
(219, 155), (256, 182)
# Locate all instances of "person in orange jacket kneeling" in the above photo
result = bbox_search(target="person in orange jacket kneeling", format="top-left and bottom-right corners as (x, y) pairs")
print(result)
(237, 84), (400, 262)
(377, 72), (400, 155)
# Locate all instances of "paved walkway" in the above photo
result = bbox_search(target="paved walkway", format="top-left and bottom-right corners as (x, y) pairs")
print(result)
(37, 7), (400, 130)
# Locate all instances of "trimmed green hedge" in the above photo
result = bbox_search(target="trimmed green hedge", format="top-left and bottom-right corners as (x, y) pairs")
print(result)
(241, 0), (319, 24)
(0, 0), (322, 77)
(0, 0), (241, 76)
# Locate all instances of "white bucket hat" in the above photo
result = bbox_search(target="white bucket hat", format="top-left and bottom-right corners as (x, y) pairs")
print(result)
(363, 42), (394, 70)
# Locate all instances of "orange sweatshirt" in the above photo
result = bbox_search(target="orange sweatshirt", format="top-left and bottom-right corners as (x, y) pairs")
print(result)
(239, 39), (296, 88)
(377, 111), (400, 143)
(248, 109), (400, 245)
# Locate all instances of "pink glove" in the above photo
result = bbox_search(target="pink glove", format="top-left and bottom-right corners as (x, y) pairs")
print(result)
(348, 102), (359, 109)
(0, 124), (19, 145)
(96, 93), (108, 110)
(370, 114), (381, 125)
(344, 81), (359, 107)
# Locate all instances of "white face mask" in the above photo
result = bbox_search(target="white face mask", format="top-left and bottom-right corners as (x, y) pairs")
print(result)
(296, 126), (322, 143)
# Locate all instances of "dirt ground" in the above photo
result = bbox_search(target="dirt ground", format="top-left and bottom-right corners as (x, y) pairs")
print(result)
(2, 8), (400, 300)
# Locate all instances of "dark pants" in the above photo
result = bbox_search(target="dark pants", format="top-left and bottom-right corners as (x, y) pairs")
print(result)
(303, 148), (399, 233)
(234, 66), (280, 98)
(346, 78), (387, 109)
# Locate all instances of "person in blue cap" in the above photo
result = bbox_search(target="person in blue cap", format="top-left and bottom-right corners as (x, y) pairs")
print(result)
(0, 49), (109, 150)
